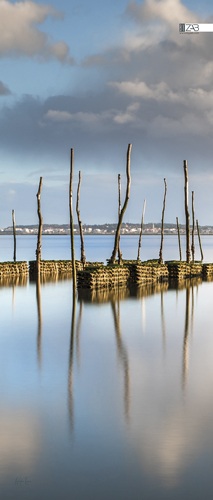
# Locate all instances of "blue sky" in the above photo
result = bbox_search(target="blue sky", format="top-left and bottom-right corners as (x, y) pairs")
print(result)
(0, 0), (213, 226)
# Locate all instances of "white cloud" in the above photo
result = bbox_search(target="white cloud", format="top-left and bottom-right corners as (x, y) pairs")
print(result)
(127, 0), (197, 27)
(113, 102), (141, 124)
(110, 80), (183, 102)
(0, 0), (74, 63)
(44, 109), (108, 126)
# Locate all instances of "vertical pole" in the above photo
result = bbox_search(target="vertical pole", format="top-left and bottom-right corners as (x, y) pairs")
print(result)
(69, 148), (77, 292)
(76, 170), (86, 267)
(36, 177), (43, 276)
(118, 173), (122, 263)
(183, 160), (191, 263)
(109, 144), (132, 265)
(158, 178), (167, 264)
(12, 209), (16, 262)
(191, 191), (195, 262)
(176, 216), (182, 261)
(196, 219), (204, 262)
(137, 199), (146, 261)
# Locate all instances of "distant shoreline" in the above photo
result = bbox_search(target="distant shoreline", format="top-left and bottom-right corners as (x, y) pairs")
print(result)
(1, 232), (213, 237)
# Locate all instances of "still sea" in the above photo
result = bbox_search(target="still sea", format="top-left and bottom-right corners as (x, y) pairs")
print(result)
(1, 234), (213, 500)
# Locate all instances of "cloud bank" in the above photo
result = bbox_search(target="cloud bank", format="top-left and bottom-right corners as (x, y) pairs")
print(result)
(0, 0), (74, 63)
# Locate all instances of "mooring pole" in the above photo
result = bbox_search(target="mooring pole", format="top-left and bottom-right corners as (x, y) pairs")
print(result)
(69, 148), (77, 293)
(158, 178), (167, 264)
(137, 199), (146, 261)
(191, 191), (195, 262)
(109, 144), (132, 265)
(183, 160), (191, 263)
(176, 216), (182, 261)
(12, 209), (16, 262)
(36, 177), (43, 276)
(76, 170), (86, 268)
(117, 173), (122, 264)
(196, 219), (204, 262)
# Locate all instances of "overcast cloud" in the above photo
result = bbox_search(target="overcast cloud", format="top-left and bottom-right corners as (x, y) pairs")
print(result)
(0, 0), (213, 225)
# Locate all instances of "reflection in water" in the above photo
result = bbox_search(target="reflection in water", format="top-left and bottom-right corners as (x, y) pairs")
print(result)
(161, 290), (166, 354)
(0, 275), (28, 288)
(78, 281), (169, 304)
(36, 275), (42, 368)
(68, 293), (76, 432)
(182, 280), (198, 391)
(111, 295), (130, 423)
(182, 285), (190, 390)
(76, 299), (83, 368)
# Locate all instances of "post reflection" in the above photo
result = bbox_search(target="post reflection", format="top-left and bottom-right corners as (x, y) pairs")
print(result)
(182, 284), (190, 390)
(68, 293), (76, 432)
(111, 294), (130, 424)
(161, 290), (166, 354)
(182, 279), (200, 391)
(76, 299), (83, 369)
(36, 274), (42, 368)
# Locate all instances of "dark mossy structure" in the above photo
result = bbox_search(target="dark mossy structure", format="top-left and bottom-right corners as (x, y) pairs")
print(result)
(29, 260), (104, 279)
(0, 261), (28, 277)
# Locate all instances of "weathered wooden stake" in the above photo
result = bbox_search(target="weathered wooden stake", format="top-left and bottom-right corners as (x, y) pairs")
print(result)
(109, 144), (132, 265)
(118, 173), (122, 263)
(196, 219), (204, 262)
(117, 173), (122, 264)
(191, 191), (195, 262)
(158, 178), (167, 264)
(36, 177), (43, 275)
(69, 148), (77, 292)
(183, 160), (191, 263)
(12, 209), (16, 262)
(176, 216), (182, 261)
(76, 170), (86, 268)
(137, 199), (146, 261)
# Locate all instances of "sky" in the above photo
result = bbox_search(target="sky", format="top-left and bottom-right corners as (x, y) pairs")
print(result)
(1, 0), (213, 227)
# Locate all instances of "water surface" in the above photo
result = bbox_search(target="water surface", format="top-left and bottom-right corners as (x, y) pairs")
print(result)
(0, 272), (213, 499)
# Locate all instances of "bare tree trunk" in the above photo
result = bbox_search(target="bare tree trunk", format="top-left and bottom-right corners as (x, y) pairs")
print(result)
(191, 191), (195, 262)
(137, 199), (146, 261)
(12, 209), (16, 262)
(69, 148), (77, 292)
(36, 177), (43, 276)
(176, 216), (182, 261)
(76, 170), (86, 268)
(183, 160), (191, 263)
(158, 178), (167, 264)
(117, 173), (122, 264)
(196, 219), (204, 261)
(109, 144), (132, 265)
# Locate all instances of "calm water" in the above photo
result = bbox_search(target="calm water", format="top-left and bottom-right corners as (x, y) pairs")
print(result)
(0, 233), (213, 262)
(1, 235), (213, 499)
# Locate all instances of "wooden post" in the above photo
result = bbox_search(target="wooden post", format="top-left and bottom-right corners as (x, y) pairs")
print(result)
(137, 199), (146, 261)
(69, 148), (77, 292)
(191, 191), (195, 262)
(158, 178), (167, 264)
(117, 173), (122, 264)
(76, 170), (86, 268)
(36, 177), (43, 276)
(176, 216), (182, 261)
(12, 209), (16, 262)
(196, 219), (204, 262)
(183, 160), (191, 263)
(109, 144), (132, 265)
